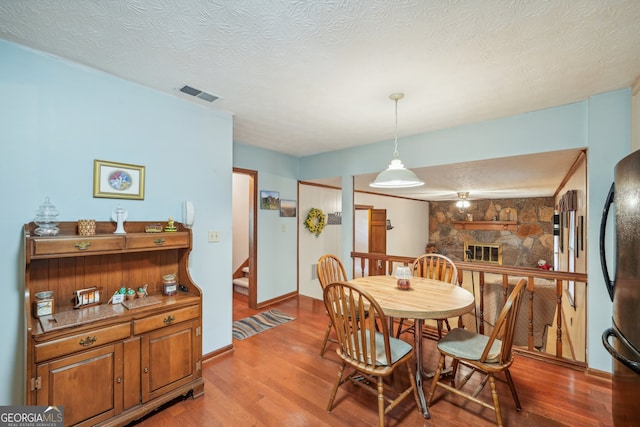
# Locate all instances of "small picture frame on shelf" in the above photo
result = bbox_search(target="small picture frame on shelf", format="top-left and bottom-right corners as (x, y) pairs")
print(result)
(73, 286), (102, 309)
(93, 159), (145, 200)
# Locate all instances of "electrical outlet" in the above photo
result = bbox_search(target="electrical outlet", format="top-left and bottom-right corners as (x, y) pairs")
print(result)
(281, 224), (286, 232)
(207, 231), (220, 242)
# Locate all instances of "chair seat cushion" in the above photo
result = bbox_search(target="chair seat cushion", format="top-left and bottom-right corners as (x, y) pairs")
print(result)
(358, 330), (413, 366)
(437, 328), (502, 363)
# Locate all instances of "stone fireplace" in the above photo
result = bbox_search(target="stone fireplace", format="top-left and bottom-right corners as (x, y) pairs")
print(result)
(428, 197), (555, 268)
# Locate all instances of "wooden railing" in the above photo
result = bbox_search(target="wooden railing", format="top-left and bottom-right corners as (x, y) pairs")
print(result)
(351, 251), (588, 368)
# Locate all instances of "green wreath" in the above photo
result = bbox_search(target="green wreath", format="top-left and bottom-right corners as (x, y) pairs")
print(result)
(304, 208), (326, 237)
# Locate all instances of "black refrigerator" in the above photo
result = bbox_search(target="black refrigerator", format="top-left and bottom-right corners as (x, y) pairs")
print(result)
(600, 149), (640, 426)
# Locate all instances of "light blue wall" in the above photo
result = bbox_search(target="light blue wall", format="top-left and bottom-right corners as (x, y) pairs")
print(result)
(585, 89), (631, 372)
(233, 144), (298, 302)
(1, 37), (631, 408)
(299, 101), (587, 180)
(298, 91), (632, 373)
(0, 40), (234, 404)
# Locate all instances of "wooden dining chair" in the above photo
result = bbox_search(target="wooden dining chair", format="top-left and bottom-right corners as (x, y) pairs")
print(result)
(427, 279), (527, 427)
(396, 253), (462, 340)
(317, 254), (348, 356)
(323, 281), (421, 427)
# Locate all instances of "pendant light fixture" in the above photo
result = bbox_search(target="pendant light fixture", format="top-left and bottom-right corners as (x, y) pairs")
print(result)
(370, 93), (424, 188)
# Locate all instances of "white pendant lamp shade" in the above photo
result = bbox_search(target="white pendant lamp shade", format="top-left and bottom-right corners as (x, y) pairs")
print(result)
(370, 93), (424, 189)
(370, 158), (425, 188)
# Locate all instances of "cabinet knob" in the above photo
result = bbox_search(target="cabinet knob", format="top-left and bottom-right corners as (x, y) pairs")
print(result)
(144, 368), (149, 373)
(79, 336), (97, 347)
(154, 238), (166, 246)
(116, 377), (122, 383)
(74, 241), (91, 251)
(163, 315), (176, 325)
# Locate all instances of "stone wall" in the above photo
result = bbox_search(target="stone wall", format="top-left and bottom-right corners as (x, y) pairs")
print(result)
(428, 197), (555, 268)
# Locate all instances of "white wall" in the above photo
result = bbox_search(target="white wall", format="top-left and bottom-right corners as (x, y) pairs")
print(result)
(354, 192), (429, 258)
(1, 40), (234, 404)
(633, 80), (640, 152)
(554, 155), (587, 362)
(298, 184), (342, 300)
(232, 173), (250, 272)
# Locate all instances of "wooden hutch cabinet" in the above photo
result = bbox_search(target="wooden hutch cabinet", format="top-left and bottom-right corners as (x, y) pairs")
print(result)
(24, 221), (204, 426)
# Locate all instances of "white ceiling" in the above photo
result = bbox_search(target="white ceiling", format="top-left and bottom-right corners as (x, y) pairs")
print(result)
(1, 1), (638, 200)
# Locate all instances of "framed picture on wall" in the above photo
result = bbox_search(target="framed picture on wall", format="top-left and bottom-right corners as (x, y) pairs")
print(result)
(280, 199), (297, 217)
(260, 190), (280, 210)
(93, 160), (145, 200)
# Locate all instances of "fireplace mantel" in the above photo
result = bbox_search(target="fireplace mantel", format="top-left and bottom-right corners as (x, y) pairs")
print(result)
(453, 220), (517, 231)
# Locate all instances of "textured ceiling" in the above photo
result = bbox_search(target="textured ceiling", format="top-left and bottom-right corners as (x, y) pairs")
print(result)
(1, 1), (638, 199)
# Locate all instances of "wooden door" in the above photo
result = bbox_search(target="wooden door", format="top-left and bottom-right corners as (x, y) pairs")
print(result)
(368, 209), (387, 275)
(36, 343), (123, 426)
(141, 319), (198, 402)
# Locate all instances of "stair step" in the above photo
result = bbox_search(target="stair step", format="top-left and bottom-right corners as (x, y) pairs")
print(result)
(242, 266), (249, 275)
(233, 277), (249, 295)
(232, 277), (249, 288)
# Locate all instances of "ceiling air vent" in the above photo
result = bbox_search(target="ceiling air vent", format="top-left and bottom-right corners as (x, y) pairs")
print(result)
(179, 85), (219, 103)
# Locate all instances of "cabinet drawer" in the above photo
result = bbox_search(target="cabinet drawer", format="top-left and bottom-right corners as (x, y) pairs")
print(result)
(126, 232), (189, 250)
(35, 323), (131, 363)
(32, 236), (125, 257)
(134, 305), (199, 335)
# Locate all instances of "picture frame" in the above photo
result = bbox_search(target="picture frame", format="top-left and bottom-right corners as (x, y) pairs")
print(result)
(260, 190), (280, 210)
(280, 199), (297, 217)
(93, 160), (145, 200)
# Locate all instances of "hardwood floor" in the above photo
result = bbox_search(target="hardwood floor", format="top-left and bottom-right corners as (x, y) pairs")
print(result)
(133, 293), (613, 426)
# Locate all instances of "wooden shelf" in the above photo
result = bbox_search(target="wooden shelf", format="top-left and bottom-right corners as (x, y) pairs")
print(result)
(24, 221), (203, 425)
(453, 220), (517, 231)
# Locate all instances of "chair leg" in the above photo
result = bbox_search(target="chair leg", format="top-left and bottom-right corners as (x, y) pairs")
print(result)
(327, 362), (346, 412)
(504, 368), (522, 410)
(320, 319), (333, 357)
(427, 354), (446, 405)
(395, 318), (405, 338)
(488, 374), (504, 427)
(377, 376), (385, 427)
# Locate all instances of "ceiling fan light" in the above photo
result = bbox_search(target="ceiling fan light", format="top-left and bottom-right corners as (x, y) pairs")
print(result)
(370, 159), (425, 188)
(455, 191), (471, 208)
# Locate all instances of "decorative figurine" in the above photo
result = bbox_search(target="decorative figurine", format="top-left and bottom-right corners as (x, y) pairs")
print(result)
(164, 217), (177, 232)
(112, 206), (128, 234)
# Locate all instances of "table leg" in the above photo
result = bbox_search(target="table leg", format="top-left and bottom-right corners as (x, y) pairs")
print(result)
(414, 319), (430, 419)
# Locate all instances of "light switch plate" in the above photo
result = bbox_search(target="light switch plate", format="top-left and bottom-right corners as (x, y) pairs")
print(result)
(208, 231), (220, 242)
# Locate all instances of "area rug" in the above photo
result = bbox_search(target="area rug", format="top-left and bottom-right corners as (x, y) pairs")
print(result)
(232, 309), (295, 340)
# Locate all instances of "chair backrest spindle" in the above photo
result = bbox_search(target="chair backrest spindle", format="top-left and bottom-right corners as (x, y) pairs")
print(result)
(481, 279), (527, 364)
(318, 254), (347, 289)
(412, 254), (458, 285)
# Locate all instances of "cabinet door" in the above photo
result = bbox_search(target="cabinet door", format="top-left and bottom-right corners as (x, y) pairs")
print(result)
(141, 319), (200, 402)
(36, 343), (123, 426)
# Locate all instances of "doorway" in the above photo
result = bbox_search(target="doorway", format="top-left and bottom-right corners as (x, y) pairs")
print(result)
(232, 168), (258, 309)
(354, 205), (387, 276)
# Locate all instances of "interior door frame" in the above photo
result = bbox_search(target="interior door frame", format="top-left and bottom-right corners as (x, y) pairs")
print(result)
(233, 167), (258, 309)
(354, 205), (373, 277)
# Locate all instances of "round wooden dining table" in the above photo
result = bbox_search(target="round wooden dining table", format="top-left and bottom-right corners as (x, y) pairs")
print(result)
(349, 275), (475, 419)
